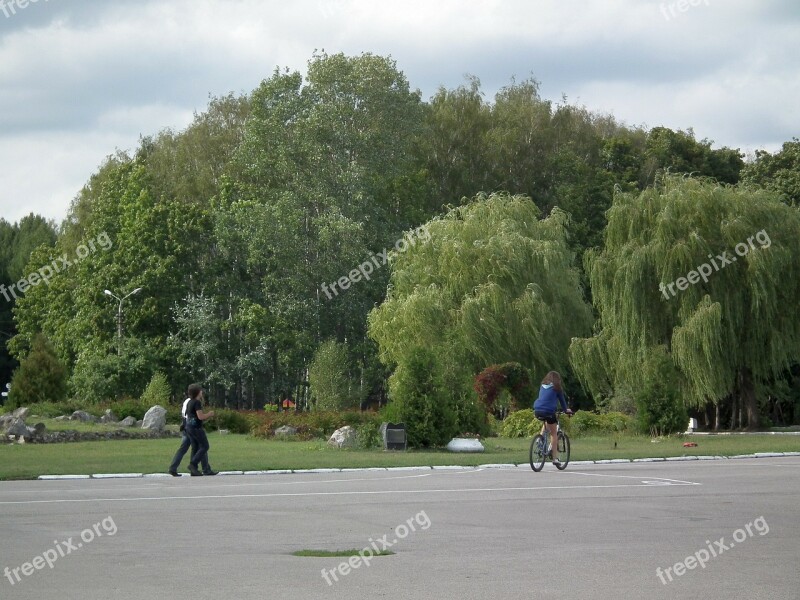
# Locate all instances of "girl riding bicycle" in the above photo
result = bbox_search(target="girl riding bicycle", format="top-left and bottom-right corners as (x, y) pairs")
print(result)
(533, 371), (573, 466)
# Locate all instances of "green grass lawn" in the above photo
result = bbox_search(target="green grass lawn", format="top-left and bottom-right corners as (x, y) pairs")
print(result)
(1, 432), (799, 480)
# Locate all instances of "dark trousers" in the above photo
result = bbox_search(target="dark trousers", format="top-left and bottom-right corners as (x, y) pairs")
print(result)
(169, 431), (211, 472)
(187, 426), (210, 469)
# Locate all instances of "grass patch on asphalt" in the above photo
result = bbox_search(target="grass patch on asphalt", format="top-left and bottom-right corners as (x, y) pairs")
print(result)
(0, 432), (798, 480)
(292, 549), (394, 557)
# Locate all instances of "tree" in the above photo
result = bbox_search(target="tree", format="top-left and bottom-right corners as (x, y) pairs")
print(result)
(369, 192), (593, 404)
(385, 347), (456, 447)
(308, 340), (359, 411)
(570, 175), (800, 429)
(741, 138), (800, 206)
(7, 334), (67, 407)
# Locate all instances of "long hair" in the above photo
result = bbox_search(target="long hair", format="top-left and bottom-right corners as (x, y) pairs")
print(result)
(541, 371), (562, 393)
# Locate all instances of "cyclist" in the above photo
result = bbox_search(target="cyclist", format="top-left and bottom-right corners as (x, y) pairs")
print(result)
(533, 371), (572, 466)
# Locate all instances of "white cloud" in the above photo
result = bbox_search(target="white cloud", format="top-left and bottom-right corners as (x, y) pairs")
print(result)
(0, 0), (798, 224)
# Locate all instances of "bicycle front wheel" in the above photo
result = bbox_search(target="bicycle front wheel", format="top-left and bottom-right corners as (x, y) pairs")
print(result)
(555, 431), (570, 470)
(530, 434), (546, 472)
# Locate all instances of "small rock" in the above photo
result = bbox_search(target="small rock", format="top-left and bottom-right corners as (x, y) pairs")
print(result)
(118, 416), (137, 427)
(100, 409), (118, 424)
(55, 415), (70, 421)
(70, 410), (97, 423)
(274, 425), (298, 437)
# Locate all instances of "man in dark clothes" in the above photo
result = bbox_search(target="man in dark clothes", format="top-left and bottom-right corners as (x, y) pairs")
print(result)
(184, 383), (216, 477)
(168, 389), (216, 476)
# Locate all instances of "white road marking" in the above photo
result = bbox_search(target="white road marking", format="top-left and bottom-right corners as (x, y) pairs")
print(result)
(0, 481), (701, 505)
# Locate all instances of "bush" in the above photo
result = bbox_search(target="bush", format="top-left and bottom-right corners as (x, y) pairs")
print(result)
(212, 408), (252, 434)
(7, 334), (67, 408)
(250, 410), (384, 440)
(500, 409), (539, 438)
(387, 348), (457, 447)
(309, 340), (360, 411)
(104, 397), (149, 421)
(140, 372), (171, 407)
(15, 400), (86, 418)
(570, 411), (631, 436)
(634, 348), (688, 436)
(355, 422), (383, 449)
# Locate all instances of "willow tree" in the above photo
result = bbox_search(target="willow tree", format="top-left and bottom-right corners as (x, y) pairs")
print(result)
(368, 192), (593, 404)
(570, 175), (800, 429)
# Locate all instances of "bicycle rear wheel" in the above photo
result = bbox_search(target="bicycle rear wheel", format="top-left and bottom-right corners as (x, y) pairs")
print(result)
(530, 433), (546, 472)
(555, 431), (570, 470)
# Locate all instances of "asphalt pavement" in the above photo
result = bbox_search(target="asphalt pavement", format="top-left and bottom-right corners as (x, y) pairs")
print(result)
(0, 458), (798, 599)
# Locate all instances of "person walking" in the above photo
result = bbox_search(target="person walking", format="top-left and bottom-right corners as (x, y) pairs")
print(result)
(168, 390), (216, 476)
(184, 383), (216, 476)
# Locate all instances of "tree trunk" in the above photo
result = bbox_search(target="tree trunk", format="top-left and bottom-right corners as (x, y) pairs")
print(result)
(714, 401), (720, 431)
(739, 368), (759, 430)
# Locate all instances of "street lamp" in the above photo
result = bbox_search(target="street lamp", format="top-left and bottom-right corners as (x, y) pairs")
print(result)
(104, 288), (142, 348)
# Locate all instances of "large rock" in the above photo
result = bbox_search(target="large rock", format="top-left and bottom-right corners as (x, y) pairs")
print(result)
(100, 409), (118, 424)
(70, 410), (97, 423)
(4, 417), (34, 438)
(12, 406), (30, 419)
(118, 416), (137, 427)
(0, 413), (14, 427)
(328, 425), (357, 448)
(141, 406), (167, 431)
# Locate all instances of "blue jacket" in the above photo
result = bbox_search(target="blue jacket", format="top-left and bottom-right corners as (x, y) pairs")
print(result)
(533, 383), (567, 414)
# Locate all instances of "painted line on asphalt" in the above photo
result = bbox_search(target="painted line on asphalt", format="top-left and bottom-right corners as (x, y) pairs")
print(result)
(0, 481), (701, 505)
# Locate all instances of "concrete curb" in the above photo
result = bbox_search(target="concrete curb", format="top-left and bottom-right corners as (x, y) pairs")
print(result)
(33, 452), (800, 480)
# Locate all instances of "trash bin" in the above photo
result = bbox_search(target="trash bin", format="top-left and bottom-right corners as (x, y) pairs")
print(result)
(381, 422), (406, 451)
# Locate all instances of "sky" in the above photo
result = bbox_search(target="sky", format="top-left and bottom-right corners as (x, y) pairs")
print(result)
(1, 0), (798, 226)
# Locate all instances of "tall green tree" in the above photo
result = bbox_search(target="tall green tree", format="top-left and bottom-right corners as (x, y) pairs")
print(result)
(741, 138), (800, 206)
(369, 192), (593, 400)
(570, 176), (800, 429)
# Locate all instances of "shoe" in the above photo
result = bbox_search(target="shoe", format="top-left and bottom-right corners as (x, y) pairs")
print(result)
(552, 457), (562, 466)
(187, 464), (202, 476)
(168, 470), (180, 477)
(202, 470), (218, 476)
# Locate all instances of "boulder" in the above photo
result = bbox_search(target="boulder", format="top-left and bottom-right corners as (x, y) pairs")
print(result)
(118, 416), (137, 427)
(33, 422), (47, 436)
(141, 406), (167, 431)
(70, 410), (97, 423)
(12, 406), (30, 419)
(274, 425), (298, 437)
(0, 413), (14, 427)
(328, 425), (357, 448)
(100, 409), (118, 424)
(4, 417), (33, 438)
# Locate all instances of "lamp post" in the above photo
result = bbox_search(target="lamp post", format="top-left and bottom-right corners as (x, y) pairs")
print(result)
(104, 288), (142, 351)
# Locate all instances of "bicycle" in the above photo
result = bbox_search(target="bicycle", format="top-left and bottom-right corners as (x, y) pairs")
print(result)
(529, 412), (571, 472)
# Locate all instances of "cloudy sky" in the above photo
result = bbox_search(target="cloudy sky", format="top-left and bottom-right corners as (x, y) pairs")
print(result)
(1, 0), (798, 225)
